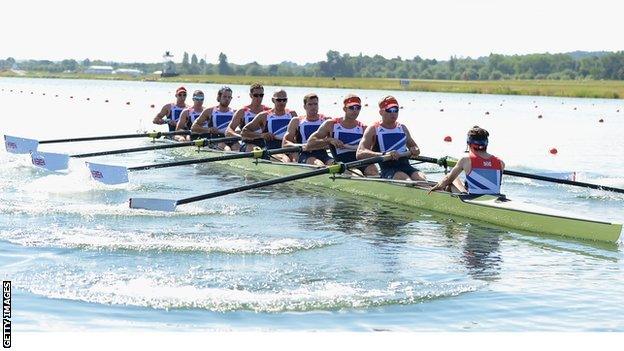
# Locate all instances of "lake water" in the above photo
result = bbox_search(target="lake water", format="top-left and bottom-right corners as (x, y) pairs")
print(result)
(1, 77), (623, 332)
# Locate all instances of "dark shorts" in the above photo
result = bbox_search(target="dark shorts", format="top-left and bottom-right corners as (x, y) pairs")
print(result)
(201, 133), (239, 148)
(298, 150), (333, 164)
(335, 151), (379, 175)
(380, 158), (419, 179)
(241, 138), (266, 151)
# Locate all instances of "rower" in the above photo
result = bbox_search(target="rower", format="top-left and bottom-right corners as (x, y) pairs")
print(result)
(226, 83), (270, 152)
(307, 94), (378, 176)
(241, 89), (298, 162)
(174, 90), (205, 141)
(356, 96), (424, 180)
(429, 126), (504, 194)
(152, 86), (188, 132)
(191, 86), (240, 151)
(282, 93), (333, 166)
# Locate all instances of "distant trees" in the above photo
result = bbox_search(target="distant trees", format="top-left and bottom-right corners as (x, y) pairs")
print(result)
(5, 50), (624, 81)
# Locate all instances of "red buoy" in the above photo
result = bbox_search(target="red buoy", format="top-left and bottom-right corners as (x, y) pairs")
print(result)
(549, 148), (558, 155)
(126, 101), (130, 105)
(364, 103), (369, 107)
(86, 97), (90, 101)
(400, 106), (404, 109)
(105, 99), (109, 103)
(444, 136), (452, 142)
(150, 104), (155, 108)
(538, 114), (543, 119)
(599, 118), (604, 123)
(485, 111), (490, 115)
(70, 96), (73, 99)
(440, 108), (444, 112)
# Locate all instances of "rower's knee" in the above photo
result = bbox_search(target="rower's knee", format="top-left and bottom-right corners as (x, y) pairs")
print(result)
(393, 172), (410, 180)
(411, 172), (426, 181)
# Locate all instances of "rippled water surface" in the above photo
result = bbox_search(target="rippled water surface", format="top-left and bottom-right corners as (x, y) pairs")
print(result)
(1, 78), (623, 331)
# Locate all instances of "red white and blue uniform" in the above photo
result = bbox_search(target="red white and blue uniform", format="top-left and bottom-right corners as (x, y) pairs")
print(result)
(465, 152), (503, 194)
(297, 115), (332, 164)
(264, 109), (295, 149)
(330, 117), (365, 164)
(373, 121), (418, 179)
(185, 106), (204, 130)
(167, 104), (186, 132)
(242, 104), (270, 128)
(210, 106), (235, 135)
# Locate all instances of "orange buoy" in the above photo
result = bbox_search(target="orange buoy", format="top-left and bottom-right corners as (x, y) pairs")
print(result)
(443, 136), (452, 142)
(549, 148), (558, 155)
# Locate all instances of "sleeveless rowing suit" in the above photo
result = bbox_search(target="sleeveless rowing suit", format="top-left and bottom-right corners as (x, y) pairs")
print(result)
(330, 117), (365, 163)
(184, 106), (204, 138)
(262, 109), (295, 150)
(297, 115), (332, 164)
(465, 152), (503, 194)
(374, 121), (418, 179)
(168, 104), (186, 132)
(207, 106), (238, 146)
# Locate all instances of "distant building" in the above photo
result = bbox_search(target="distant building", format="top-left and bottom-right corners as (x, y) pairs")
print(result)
(85, 66), (114, 74)
(115, 68), (143, 76)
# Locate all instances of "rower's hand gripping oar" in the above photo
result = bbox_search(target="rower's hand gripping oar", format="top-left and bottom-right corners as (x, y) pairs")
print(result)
(416, 156), (624, 195)
(4, 131), (191, 154)
(129, 152), (410, 212)
(29, 136), (240, 172)
(87, 146), (303, 185)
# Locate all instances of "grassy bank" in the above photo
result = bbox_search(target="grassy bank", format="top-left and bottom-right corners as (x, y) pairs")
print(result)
(2, 70), (623, 99)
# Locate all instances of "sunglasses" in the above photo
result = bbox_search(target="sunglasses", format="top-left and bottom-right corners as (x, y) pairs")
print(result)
(385, 107), (399, 113)
(177, 93), (187, 97)
(193, 96), (204, 101)
(274, 98), (288, 102)
(252, 93), (264, 98)
(347, 105), (362, 111)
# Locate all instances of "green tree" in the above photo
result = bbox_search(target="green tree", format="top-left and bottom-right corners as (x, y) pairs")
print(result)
(218, 52), (232, 75)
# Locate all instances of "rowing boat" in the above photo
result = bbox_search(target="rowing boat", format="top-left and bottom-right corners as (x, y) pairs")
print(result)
(154, 140), (623, 243)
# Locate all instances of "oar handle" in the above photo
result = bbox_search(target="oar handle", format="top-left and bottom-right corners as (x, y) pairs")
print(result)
(39, 131), (191, 144)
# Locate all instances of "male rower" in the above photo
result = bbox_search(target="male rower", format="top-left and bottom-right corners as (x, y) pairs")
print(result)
(226, 83), (270, 151)
(307, 94), (378, 176)
(191, 86), (240, 151)
(153, 86), (188, 132)
(174, 90), (205, 141)
(282, 93), (333, 166)
(356, 95), (425, 180)
(429, 126), (504, 194)
(241, 89), (297, 162)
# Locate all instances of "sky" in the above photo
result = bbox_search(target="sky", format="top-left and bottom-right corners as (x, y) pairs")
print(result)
(2, 0), (622, 65)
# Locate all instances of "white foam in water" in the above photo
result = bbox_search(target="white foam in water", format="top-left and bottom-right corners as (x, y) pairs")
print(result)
(0, 227), (333, 255)
(18, 270), (479, 313)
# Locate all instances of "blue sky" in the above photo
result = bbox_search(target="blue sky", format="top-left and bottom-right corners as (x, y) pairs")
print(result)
(3, 0), (622, 64)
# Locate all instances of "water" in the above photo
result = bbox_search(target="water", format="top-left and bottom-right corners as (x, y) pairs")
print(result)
(1, 77), (623, 331)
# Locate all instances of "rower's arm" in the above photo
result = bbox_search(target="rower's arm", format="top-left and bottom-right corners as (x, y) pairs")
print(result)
(356, 126), (381, 159)
(191, 108), (214, 134)
(282, 118), (300, 147)
(153, 104), (170, 125)
(241, 113), (266, 140)
(175, 110), (189, 131)
(403, 126), (421, 158)
(226, 109), (244, 138)
(306, 120), (333, 151)
(429, 158), (469, 192)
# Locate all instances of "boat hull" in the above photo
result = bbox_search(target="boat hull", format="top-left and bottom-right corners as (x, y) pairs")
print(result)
(166, 143), (623, 243)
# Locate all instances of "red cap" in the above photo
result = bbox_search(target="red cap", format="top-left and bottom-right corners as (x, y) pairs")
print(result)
(343, 95), (361, 107)
(175, 86), (187, 95)
(379, 96), (399, 109)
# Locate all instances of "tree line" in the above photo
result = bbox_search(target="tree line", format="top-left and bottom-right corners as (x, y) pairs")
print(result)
(2, 50), (624, 80)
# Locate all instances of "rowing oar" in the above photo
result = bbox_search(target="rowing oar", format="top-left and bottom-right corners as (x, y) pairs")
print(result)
(4, 131), (191, 154)
(415, 156), (624, 195)
(87, 146), (303, 185)
(30, 136), (240, 172)
(129, 151), (411, 212)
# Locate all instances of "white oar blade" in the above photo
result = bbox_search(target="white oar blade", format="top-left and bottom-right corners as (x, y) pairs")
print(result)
(30, 151), (70, 171)
(86, 162), (129, 185)
(538, 172), (576, 181)
(129, 198), (177, 212)
(4, 135), (39, 154)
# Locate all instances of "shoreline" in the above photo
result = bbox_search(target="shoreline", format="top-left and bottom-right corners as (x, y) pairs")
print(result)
(1, 71), (623, 99)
